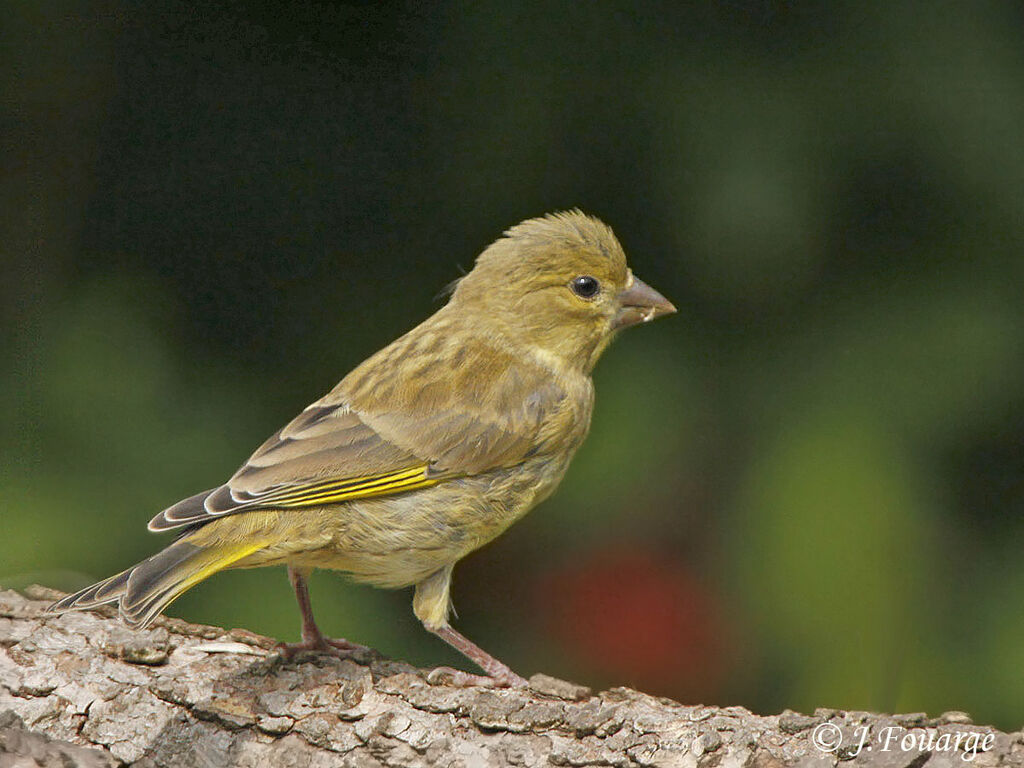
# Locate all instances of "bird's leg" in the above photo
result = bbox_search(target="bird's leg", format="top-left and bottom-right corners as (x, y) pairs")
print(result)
(276, 566), (366, 658)
(426, 625), (528, 688)
(414, 565), (526, 687)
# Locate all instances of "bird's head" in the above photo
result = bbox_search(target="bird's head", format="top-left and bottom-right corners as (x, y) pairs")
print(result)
(449, 211), (676, 373)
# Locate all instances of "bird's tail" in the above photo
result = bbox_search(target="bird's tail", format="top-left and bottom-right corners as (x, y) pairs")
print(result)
(47, 537), (266, 629)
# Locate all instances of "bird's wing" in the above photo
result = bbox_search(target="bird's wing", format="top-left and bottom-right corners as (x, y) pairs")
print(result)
(148, 346), (574, 532)
(148, 403), (435, 530)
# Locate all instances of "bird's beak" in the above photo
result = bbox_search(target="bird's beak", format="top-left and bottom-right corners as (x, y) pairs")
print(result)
(612, 273), (677, 330)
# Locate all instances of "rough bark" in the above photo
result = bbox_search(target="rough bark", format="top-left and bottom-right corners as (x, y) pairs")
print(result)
(1, 587), (1020, 768)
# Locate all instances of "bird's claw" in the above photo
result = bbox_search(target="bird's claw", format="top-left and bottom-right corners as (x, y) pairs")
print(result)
(325, 637), (361, 652)
(275, 636), (367, 661)
(426, 665), (528, 688)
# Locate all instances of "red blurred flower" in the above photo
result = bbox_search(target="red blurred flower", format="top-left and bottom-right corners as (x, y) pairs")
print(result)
(537, 546), (728, 699)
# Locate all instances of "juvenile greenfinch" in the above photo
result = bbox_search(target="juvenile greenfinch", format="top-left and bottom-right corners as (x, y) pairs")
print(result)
(49, 211), (675, 686)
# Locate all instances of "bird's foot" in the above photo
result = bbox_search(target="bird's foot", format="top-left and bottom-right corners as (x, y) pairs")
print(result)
(426, 665), (528, 688)
(424, 625), (528, 687)
(275, 635), (367, 661)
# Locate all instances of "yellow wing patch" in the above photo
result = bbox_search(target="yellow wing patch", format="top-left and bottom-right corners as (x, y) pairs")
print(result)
(250, 465), (441, 508)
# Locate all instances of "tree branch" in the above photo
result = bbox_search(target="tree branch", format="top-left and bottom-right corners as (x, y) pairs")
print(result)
(1, 587), (1020, 767)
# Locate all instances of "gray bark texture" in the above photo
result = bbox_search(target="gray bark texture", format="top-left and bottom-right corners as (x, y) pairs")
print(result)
(1, 587), (1021, 768)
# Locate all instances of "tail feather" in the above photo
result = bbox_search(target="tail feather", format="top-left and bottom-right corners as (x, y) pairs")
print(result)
(47, 568), (132, 612)
(46, 538), (266, 629)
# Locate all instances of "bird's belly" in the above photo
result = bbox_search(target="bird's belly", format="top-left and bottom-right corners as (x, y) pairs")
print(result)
(228, 459), (567, 589)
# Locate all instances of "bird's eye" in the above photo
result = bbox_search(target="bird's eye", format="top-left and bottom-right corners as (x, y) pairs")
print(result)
(570, 275), (600, 299)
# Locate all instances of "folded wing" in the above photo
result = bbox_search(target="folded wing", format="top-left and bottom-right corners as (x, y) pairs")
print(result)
(149, 336), (573, 533)
(148, 403), (438, 530)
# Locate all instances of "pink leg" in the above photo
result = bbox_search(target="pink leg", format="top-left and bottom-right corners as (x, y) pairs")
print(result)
(427, 625), (527, 688)
(276, 566), (366, 658)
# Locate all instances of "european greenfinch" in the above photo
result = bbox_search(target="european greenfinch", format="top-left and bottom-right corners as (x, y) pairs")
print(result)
(49, 211), (675, 686)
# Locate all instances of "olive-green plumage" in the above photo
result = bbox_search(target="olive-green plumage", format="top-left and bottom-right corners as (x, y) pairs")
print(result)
(49, 211), (675, 685)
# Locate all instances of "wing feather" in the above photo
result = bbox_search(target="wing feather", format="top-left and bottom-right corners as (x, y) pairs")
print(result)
(149, 322), (583, 533)
(148, 405), (431, 531)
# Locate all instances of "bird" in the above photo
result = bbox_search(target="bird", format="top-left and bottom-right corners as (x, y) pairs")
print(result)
(47, 210), (676, 687)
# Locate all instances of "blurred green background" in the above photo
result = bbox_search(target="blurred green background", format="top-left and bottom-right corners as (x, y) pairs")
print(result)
(3, 0), (1022, 729)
